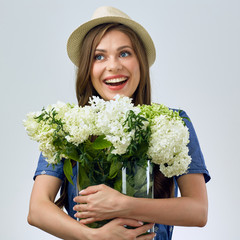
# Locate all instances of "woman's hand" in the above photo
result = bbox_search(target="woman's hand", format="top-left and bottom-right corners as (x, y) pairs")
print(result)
(91, 218), (155, 240)
(73, 184), (129, 224)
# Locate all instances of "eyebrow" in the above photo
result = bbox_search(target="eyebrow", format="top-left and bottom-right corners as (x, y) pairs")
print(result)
(95, 45), (133, 52)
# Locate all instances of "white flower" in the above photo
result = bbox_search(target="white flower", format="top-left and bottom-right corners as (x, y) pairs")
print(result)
(23, 111), (42, 140)
(159, 148), (191, 177)
(63, 105), (96, 146)
(46, 101), (72, 119)
(23, 102), (72, 164)
(147, 115), (191, 177)
(90, 95), (138, 155)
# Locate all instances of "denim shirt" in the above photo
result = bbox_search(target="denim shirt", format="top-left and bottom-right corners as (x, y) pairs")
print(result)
(34, 110), (211, 240)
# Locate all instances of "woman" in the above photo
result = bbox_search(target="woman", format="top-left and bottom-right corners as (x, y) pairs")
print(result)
(27, 6), (210, 240)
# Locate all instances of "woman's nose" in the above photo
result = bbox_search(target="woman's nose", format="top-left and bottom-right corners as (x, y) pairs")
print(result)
(106, 57), (122, 71)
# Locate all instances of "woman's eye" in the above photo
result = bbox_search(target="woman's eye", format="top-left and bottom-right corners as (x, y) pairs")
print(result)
(120, 51), (130, 58)
(94, 54), (104, 60)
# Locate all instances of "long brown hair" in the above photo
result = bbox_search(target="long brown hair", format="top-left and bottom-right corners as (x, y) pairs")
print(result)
(56, 23), (173, 208)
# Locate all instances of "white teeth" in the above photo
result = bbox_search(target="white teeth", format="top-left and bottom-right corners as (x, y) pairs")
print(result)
(105, 77), (127, 83)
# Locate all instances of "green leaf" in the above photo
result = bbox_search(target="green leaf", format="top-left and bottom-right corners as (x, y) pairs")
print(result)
(63, 145), (79, 162)
(63, 159), (74, 185)
(109, 161), (123, 179)
(114, 175), (122, 192)
(92, 135), (112, 150)
(133, 167), (147, 187)
(125, 180), (136, 196)
(78, 164), (91, 189)
(134, 145), (148, 159)
(134, 181), (153, 198)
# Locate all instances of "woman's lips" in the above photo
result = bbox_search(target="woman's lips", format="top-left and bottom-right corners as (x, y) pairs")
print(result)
(104, 76), (129, 90)
(105, 77), (128, 84)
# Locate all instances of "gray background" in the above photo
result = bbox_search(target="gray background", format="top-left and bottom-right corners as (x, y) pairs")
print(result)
(1, 0), (239, 239)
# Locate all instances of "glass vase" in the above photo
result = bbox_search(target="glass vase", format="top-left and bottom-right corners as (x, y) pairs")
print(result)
(76, 159), (154, 232)
(121, 160), (155, 236)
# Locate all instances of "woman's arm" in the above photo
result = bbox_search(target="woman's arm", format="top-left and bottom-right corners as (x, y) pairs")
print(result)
(127, 173), (208, 227)
(28, 175), (155, 240)
(74, 173), (208, 227)
(28, 175), (92, 240)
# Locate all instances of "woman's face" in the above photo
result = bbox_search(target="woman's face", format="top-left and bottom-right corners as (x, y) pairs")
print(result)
(91, 30), (140, 101)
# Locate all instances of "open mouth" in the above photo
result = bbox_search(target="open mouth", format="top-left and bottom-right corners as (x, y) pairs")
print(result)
(104, 77), (128, 86)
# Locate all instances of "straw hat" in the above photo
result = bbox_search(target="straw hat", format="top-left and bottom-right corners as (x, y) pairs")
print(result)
(67, 6), (156, 67)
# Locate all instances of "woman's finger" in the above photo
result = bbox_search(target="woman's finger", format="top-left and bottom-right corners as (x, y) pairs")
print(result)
(114, 218), (145, 228)
(73, 202), (88, 212)
(79, 217), (97, 224)
(137, 232), (156, 240)
(132, 223), (155, 237)
(80, 184), (106, 195)
(73, 195), (88, 204)
(114, 219), (155, 239)
(75, 210), (92, 218)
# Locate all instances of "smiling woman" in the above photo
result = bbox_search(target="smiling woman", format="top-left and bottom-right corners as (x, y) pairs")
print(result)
(27, 6), (210, 240)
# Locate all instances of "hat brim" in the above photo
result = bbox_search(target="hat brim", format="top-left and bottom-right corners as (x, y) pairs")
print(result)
(67, 16), (156, 67)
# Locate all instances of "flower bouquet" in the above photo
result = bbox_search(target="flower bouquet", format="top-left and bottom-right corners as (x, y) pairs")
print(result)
(23, 95), (191, 228)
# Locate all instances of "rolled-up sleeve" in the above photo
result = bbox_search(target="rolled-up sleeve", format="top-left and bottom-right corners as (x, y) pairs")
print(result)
(34, 153), (65, 181)
(177, 110), (211, 183)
